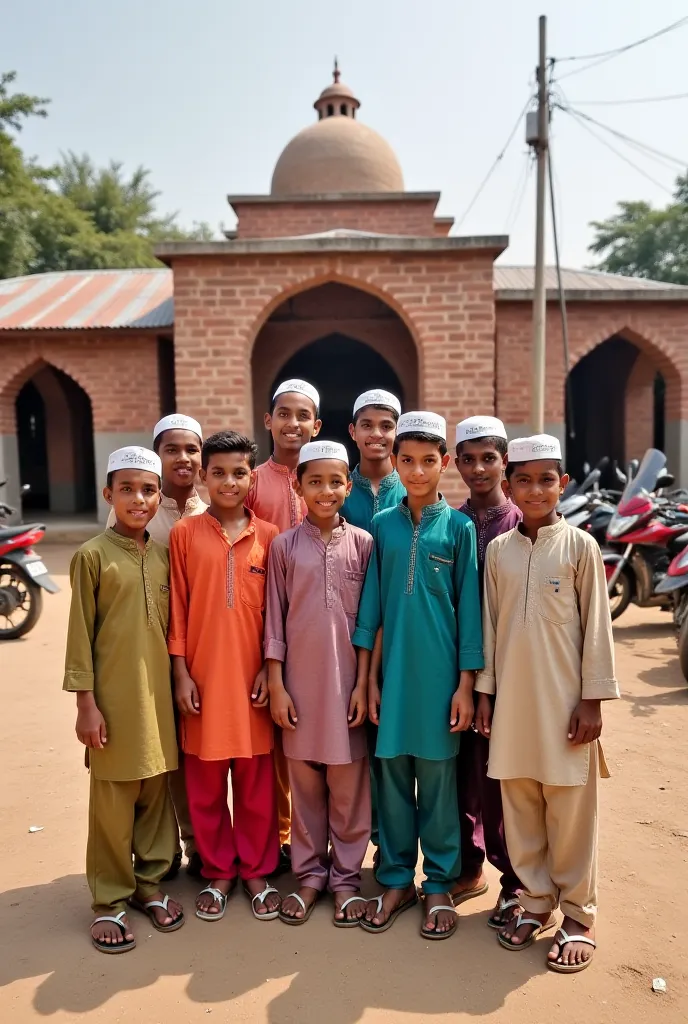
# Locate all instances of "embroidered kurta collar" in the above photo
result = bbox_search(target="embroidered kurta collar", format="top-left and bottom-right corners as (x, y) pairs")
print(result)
(517, 513), (566, 544)
(106, 527), (152, 553)
(351, 466), (401, 494)
(461, 499), (515, 523)
(205, 507), (257, 545)
(267, 457), (297, 477)
(160, 490), (203, 515)
(301, 514), (347, 543)
(400, 495), (447, 524)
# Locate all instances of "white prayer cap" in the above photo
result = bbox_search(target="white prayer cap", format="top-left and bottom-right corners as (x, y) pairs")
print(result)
(353, 389), (402, 417)
(272, 379), (320, 410)
(153, 413), (202, 442)
(456, 415), (507, 446)
(507, 434), (562, 463)
(396, 411), (447, 442)
(298, 440), (349, 467)
(107, 446), (162, 479)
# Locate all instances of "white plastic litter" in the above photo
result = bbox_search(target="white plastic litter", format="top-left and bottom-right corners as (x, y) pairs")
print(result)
(28, 826), (44, 833)
(652, 978), (667, 993)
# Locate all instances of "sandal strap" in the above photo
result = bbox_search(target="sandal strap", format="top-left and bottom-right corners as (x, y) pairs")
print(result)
(515, 914), (547, 930)
(555, 928), (597, 948)
(92, 913), (127, 929)
(139, 895), (169, 911)
(252, 885), (279, 907)
(426, 905), (456, 916)
(198, 886), (227, 906)
(285, 892), (306, 913)
(338, 895), (367, 912)
(497, 897), (520, 911)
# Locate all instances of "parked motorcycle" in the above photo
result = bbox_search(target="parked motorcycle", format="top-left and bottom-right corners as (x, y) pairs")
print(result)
(654, 540), (688, 683)
(604, 449), (688, 621)
(0, 480), (59, 640)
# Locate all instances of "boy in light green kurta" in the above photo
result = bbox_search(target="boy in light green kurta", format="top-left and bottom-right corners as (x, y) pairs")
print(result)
(64, 446), (183, 954)
(354, 413), (483, 941)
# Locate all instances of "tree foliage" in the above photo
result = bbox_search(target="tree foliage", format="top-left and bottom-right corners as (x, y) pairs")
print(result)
(0, 71), (213, 279)
(589, 173), (688, 285)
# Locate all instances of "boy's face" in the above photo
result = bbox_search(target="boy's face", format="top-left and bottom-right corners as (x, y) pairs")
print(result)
(393, 440), (450, 498)
(265, 393), (322, 452)
(295, 459), (352, 521)
(201, 452), (254, 509)
(504, 460), (569, 520)
(348, 407), (397, 462)
(157, 429), (202, 490)
(104, 470), (161, 531)
(455, 439), (506, 496)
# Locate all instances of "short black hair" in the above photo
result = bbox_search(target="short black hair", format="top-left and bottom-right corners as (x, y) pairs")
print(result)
(202, 431), (259, 470)
(296, 459), (350, 483)
(505, 459), (564, 480)
(393, 431), (448, 457)
(456, 435), (508, 458)
(352, 403), (401, 427)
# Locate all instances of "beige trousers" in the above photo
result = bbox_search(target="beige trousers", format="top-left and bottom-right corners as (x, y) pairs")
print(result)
(500, 746), (599, 928)
(87, 772), (177, 915)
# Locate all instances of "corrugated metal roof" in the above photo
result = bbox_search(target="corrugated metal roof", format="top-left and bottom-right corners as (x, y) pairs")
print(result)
(494, 265), (688, 293)
(0, 268), (173, 330)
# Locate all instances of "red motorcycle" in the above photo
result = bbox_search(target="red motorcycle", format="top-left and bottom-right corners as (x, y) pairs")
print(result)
(655, 541), (688, 683)
(0, 481), (59, 639)
(604, 449), (688, 621)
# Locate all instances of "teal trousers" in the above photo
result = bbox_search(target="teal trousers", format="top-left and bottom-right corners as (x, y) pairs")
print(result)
(377, 755), (461, 894)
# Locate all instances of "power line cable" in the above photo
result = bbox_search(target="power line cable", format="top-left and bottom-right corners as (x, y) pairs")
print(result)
(552, 16), (688, 82)
(504, 151), (534, 231)
(569, 91), (688, 107)
(561, 106), (688, 169)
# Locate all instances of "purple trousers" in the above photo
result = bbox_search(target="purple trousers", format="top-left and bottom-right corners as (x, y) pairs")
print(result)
(457, 727), (521, 893)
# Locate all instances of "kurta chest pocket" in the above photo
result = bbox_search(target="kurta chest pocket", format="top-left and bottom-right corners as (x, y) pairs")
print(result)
(341, 569), (365, 615)
(425, 553), (453, 595)
(242, 564), (266, 610)
(539, 574), (574, 624)
(155, 583), (170, 630)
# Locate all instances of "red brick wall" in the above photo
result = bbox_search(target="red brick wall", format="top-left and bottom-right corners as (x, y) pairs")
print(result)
(233, 200), (438, 239)
(0, 332), (160, 433)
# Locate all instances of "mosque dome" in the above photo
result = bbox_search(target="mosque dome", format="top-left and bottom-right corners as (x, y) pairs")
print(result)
(270, 62), (404, 196)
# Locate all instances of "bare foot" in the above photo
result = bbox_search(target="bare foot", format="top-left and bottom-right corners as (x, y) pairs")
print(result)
(136, 890), (183, 927)
(91, 914), (134, 947)
(500, 907), (552, 946)
(449, 871), (487, 901)
(244, 877), (281, 916)
(364, 884), (416, 927)
(548, 916), (596, 968)
(280, 885), (319, 921)
(196, 878), (234, 916)
(422, 892), (457, 935)
(333, 890), (367, 923)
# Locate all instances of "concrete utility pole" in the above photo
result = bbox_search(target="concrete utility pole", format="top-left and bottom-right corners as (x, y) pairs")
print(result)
(531, 14), (548, 433)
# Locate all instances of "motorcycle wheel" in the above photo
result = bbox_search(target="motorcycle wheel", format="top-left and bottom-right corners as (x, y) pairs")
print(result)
(679, 613), (688, 685)
(0, 563), (43, 640)
(605, 563), (632, 621)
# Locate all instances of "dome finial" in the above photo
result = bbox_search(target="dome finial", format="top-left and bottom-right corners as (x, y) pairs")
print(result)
(333, 57), (340, 84)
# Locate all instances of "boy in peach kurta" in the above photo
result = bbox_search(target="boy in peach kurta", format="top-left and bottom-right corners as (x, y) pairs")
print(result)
(169, 431), (281, 923)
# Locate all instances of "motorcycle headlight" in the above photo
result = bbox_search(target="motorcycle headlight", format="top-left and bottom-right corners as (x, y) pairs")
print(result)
(607, 514), (639, 538)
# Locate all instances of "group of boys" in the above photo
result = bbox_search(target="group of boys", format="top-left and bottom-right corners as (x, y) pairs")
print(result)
(64, 376), (618, 975)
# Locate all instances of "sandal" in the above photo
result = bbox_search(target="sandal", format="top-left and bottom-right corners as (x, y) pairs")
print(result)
(278, 891), (319, 926)
(128, 894), (184, 932)
(451, 880), (490, 907)
(487, 893), (521, 929)
(420, 901), (458, 941)
(497, 912), (557, 951)
(333, 895), (369, 929)
(243, 883), (281, 921)
(359, 889), (419, 934)
(547, 927), (597, 973)
(91, 912), (136, 954)
(195, 885), (232, 922)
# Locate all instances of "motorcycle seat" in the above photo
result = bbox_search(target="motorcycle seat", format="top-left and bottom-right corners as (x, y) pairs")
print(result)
(0, 523), (45, 542)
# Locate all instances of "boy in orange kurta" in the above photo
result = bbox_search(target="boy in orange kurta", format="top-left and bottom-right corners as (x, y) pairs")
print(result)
(168, 431), (281, 923)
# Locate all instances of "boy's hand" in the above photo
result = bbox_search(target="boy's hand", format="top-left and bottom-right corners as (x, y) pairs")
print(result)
(450, 672), (476, 733)
(368, 678), (381, 726)
(252, 664), (269, 707)
(475, 693), (493, 738)
(568, 698), (603, 745)
(75, 695), (107, 748)
(175, 672), (201, 716)
(348, 684), (367, 728)
(270, 684), (298, 731)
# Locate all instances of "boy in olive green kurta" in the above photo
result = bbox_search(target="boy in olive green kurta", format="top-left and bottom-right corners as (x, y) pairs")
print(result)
(64, 446), (183, 954)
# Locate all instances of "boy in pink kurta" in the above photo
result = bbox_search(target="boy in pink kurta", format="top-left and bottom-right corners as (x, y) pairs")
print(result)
(265, 441), (373, 926)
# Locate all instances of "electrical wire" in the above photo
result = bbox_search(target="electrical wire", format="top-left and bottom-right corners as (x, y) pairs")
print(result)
(561, 106), (688, 169)
(569, 91), (688, 107)
(504, 151), (534, 232)
(552, 16), (688, 81)
(455, 93), (535, 230)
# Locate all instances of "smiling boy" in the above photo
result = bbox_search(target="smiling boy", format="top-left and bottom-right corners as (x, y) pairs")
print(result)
(475, 434), (619, 973)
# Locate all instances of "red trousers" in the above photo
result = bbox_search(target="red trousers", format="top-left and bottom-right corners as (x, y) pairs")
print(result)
(185, 753), (279, 881)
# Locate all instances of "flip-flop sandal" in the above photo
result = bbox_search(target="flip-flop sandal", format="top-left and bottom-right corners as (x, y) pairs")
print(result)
(278, 891), (320, 926)
(451, 881), (490, 907)
(497, 913), (557, 951)
(420, 902), (458, 941)
(333, 895), (369, 929)
(128, 894), (184, 932)
(359, 890), (419, 934)
(244, 883), (281, 921)
(195, 885), (233, 922)
(547, 928), (597, 973)
(487, 894), (521, 929)
(91, 912), (136, 954)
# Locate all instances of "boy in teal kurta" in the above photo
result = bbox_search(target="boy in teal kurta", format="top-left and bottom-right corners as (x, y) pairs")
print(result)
(353, 412), (483, 940)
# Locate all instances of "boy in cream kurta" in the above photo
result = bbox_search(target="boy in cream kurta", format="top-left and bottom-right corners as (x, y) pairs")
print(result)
(475, 435), (619, 974)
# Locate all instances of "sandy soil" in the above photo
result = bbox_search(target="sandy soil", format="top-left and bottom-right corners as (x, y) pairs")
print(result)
(1, 543), (687, 1023)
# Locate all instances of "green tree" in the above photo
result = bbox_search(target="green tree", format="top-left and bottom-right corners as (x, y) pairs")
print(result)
(589, 173), (688, 285)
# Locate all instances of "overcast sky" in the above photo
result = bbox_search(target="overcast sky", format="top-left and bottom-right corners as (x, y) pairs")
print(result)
(8, 0), (688, 268)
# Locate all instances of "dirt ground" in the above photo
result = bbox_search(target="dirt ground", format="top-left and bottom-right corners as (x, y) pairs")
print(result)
(1, 543), (687, 1024)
